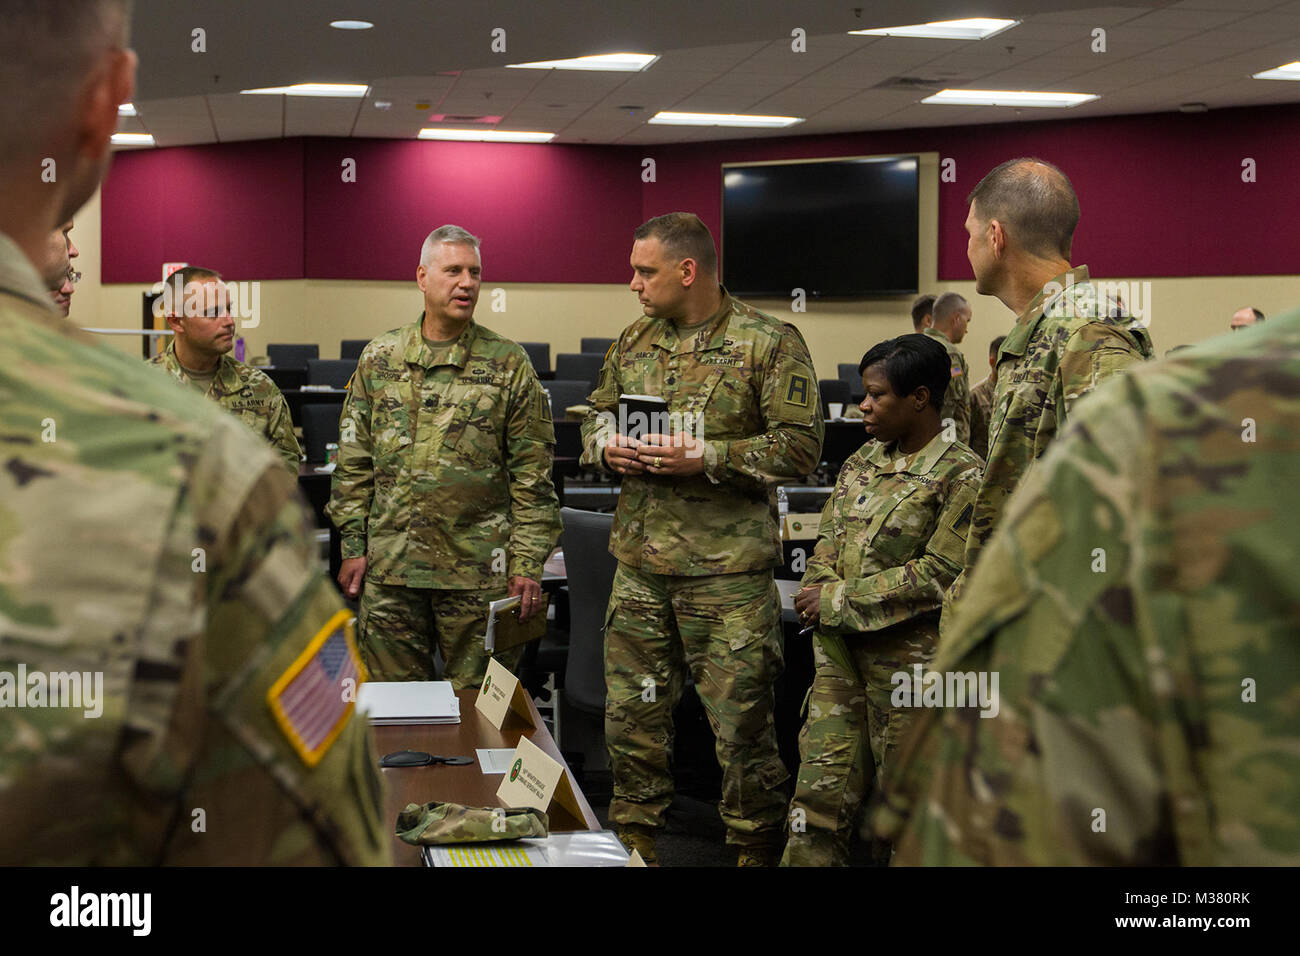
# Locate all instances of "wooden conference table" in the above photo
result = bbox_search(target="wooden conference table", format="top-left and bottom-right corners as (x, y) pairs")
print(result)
(374, 689), (602, 867)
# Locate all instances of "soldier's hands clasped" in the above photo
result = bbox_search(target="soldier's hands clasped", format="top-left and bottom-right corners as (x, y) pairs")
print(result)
(636, 432), (707, 478)
(603, 433), (646, 475)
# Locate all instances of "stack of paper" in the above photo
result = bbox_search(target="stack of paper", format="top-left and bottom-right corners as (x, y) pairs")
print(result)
(356, 681), (460, 725)
(423, 831), (631, 868)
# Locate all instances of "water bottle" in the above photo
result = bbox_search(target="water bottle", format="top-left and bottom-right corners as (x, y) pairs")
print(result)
(777, 485), (789, 540)
(234, 336), (245, 362)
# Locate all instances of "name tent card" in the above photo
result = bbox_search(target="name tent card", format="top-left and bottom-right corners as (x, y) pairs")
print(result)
(474, 657), (535, 731)
(495, 735), (585, 829)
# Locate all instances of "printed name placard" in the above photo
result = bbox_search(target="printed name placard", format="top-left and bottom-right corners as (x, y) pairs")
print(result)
(627, 849), (647, 867)
(495, 735), (585, 829)
(474, 657), (535, 731)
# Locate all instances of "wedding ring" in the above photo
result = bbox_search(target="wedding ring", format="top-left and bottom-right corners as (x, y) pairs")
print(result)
(654, 456), (662, 468)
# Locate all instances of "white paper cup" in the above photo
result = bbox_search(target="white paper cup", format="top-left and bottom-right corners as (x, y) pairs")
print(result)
(828, 403), (844, 419)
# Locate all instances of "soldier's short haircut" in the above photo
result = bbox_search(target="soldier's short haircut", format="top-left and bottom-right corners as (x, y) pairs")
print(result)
(932, 292), (969, 325)
(858, 333), (950, 410)
(967, 157), (1079, 260)
(989, 334), (1007, 356)
(419, 224), (481, 266)
(1253, 308), (1265, 322)
(163, 265), (222, 316)
(0, 0), (131, 165)
(911, 293), (936, 330)
(634, 212), (718, 276)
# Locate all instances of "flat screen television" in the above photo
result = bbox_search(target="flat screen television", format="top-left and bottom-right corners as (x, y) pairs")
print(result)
(721, 155), (919, 298)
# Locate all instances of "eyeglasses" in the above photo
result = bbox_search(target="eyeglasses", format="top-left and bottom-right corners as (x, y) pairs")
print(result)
(65, 269), (82, 285)
(379, 749), (474, 768)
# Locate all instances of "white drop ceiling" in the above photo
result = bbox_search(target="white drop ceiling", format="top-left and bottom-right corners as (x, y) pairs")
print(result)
(115, 0), (1300, 148)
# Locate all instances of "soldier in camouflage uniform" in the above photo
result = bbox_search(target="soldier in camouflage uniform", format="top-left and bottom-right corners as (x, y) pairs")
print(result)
(782, 335), (981, 867)
(0, 0), (387, 865)
(580, 213), (824, 865)
(921, 292), (973, 445)
(967, 335), (1004, 462)
(877, 311), (1300, 865)
(149, 265), (301, 471)
(953, 159), (1153, 598)
(328, 225), (560, 689)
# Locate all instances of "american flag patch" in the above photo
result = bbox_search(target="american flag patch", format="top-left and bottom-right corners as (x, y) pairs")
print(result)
(266, 610), (366, 767)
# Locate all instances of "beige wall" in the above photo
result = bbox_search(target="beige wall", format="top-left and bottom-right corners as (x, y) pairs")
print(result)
(71, 181), (1300, 383)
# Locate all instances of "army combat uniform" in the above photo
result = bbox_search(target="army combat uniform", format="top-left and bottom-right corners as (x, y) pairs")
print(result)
(878, 310), (1300, 865)
(0, 233), (388, 865)
(954, 266), (1153, 598)
(921, 326), (972, 445)
(781, 433), (981, 866)
(968, 375), (995, 462)
(328, 317), (560, 689)
(580, 289), (824, 852)
(148, 341), (301, 471)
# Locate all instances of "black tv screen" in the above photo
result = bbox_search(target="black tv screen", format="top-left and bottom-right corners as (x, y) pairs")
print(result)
(721, 156), (919, 298)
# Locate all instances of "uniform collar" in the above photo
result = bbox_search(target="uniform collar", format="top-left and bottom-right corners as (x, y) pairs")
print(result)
(922, 326), (952, 345)
(161, 340), (243, 391)
(650, 285), (732, 354)
(404, 313), (477, 369)
(1001, 265), (1090, 358)
(863, 429), (954, 477)
(0, 231), (60, 313)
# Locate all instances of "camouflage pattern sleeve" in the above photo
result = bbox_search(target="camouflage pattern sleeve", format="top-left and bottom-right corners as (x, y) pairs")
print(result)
(579, 342), (621, 472)
(327, 362), (374, 560)
(503, 361), (561, 581)
(946, 349), (973, 445)
(800, 494), (842, 588)
(703, 323), (824, 485)
(163, 435), (389, 865)
(1058, 322), (1151, 414)
(266, 388), (302, 472)
(820, 467), (978, 632)
(883, 331), (1300, 865)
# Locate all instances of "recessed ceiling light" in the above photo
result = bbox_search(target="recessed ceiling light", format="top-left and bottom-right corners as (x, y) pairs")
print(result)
(1253, 60), (1300, 80)
(117, 102), (136, 116)
(329, 20), (373, 30)
(921, 89), (1098, 108)
(111, 132), (154, 146)
(507, 53), (658, 72)
(648, 111), (802, 128)
(850, 18), (1019, 40)
(418, 129), (555, 143)
(241, 83), (369, 97)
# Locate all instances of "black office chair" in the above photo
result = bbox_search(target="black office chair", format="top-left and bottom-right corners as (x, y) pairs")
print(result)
(521, 342), (551, 379)
(554, 352), (604, 388)
(267, 343), (319, 370)
(544, 379), (593, 420)
(301, 402), (343, 463)
(560, 508), (618, 721)
(580, 337), (615, 356)
(340, 338), (370, 360)
(307, 358), (357, 389)
(819, 378), (852, 418)
(838, 362), (865, 402)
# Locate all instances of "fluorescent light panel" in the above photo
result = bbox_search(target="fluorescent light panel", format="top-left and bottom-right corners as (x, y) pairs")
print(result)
(1253, 61), (1300, 80)
(111, 132), (154, 146)
(241, 83), (369, 97)
(922, 89), (1098, 108)
(850, 18), (1019, 40)
(329, 20), (373, 30)
(648, 111), (802, 128)
(507, 52), (658, 71)
(418, 128), (554, 142)
(117, 102), (137, 116)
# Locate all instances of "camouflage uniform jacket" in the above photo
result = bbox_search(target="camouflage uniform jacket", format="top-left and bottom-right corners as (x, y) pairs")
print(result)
(0, 233), (387, 865)
(579, 290), (824, 575)
(921, 326), (972, 445)
(148, 341), (301, 471)
(328, 316), (559, 588)
(965, 265), (1153, 569)
(880, 310), (1300, 865)
(803, 432), (981, 635)
(968, 374), (995, 462)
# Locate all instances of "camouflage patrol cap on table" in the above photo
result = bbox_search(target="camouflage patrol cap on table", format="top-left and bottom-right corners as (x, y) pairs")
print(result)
(395, 801), (549, 845)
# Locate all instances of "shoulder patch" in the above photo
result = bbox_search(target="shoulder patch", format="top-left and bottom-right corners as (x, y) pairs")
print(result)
(783, 372), (811, 408)
(604, 342), (616, 363)
(951, 364), (964, 378)
(345, 372), (354, 392)
(266, 610), (366, 767)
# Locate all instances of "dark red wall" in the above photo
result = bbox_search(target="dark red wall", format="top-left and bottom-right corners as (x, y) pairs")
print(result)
(101, 102), (1300, 284)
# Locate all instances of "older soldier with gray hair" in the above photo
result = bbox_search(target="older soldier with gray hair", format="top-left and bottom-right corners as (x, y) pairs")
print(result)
(329, 225), (560, 688)
(922, 291), (973, 445)
(0, 0), (387, 865)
